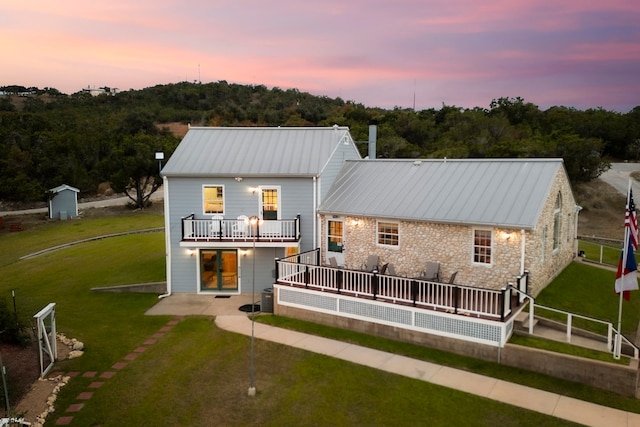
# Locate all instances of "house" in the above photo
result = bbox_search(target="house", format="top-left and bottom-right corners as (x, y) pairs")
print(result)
(317, 158), (579, 296)
(48, 184), (80, 220)
(159, 126), (363, 296)
(273, 156), (579, 350)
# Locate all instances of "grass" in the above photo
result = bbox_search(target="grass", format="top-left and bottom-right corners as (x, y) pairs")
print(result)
(534, 262), (640, 338)
(66, 317), (581, 427)
(0, 208), (638, 425)
(578, 240), (640, 266)
(508, 334), (626, 364)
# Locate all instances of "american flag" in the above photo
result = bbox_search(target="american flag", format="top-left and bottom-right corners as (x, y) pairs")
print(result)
(616, 186), (639, 300)
(627, 189), (638, 251)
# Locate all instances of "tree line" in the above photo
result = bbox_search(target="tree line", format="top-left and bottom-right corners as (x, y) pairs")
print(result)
(1, 82), (638, 207)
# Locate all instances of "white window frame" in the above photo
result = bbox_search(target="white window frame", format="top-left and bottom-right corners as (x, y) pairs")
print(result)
(203, 185), (225, 215)
(472, 228), (493, 266)
(376, 220), (399, 248)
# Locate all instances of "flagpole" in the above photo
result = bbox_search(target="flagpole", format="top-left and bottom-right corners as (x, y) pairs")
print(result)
(614, 179), (632, 359)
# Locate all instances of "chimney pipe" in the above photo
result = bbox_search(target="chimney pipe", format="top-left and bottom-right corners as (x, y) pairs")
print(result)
(368, 125), (377, 159)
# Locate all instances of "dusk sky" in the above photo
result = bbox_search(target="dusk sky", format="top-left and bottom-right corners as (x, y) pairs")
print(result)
(2, 1), (639, 112)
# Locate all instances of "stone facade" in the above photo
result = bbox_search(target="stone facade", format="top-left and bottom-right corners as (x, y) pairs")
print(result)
(320, 169), (577, 296)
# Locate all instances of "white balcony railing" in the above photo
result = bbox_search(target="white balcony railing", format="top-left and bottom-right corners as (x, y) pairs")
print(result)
(182, 215), (300, 242)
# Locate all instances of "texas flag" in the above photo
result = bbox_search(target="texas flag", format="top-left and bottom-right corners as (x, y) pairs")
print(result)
(615, 188), (638, 300)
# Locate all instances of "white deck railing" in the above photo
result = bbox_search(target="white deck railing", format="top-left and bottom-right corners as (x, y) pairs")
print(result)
(276, 254), (511, 320)
(182, 215), (300, 242)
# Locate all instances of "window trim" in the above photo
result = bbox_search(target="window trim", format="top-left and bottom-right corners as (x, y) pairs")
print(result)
(203, 184), (225, 216)
(472, 228), (493, 266)
(376, 220), (399, 248)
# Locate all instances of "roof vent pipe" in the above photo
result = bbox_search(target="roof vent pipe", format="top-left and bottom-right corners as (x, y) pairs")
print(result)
(368, 125), (377, 159)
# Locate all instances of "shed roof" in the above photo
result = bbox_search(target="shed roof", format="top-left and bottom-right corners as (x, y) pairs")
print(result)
(161, 126), (359, 177)
(319, 158), (569, 229)
(49, 184), (79, 193)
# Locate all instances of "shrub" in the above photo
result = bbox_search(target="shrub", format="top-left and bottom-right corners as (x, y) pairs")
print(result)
(0, 298), (30, 346)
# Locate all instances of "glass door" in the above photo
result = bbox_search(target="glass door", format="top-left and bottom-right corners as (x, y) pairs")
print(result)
(200, 250), (238, 291)
(327, 219), (344, 265)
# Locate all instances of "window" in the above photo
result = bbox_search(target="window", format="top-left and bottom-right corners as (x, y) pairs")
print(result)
(203, 185), (224, 214)
(473, 229), (492, 264)
(553, 192), (562, 251)
(377, 221), (399, 246)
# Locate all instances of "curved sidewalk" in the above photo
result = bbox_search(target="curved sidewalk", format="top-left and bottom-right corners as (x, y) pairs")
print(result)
(215, 314), (640, 427)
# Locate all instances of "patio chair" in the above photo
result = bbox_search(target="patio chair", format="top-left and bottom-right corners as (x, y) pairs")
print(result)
(379, 263), (389, 275)
(387, 263), (398, 276)
(234, 215), (249, 237)
(446, 271), (458, 284)
(209, 214), (223, 237)
(328, 256), (340, 268)
(361, 255), (379, 272)
(420, 262), (440, 281)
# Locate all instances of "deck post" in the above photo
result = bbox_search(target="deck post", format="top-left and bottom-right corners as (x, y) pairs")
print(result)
(337, 269), (343, 294)
(274, 258), (280, 283)
(304, 265), (310, 289)
(500, 287), (506, 321)
(371, 270), (379, 300)
(453, 286), (459, 314)
(411, 280), (418, 306)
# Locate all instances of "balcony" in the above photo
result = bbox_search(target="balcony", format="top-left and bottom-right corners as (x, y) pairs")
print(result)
(181, 214), (301, 243)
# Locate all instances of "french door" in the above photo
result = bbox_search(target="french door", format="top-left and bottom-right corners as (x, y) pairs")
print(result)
(200, 249), (238, 291)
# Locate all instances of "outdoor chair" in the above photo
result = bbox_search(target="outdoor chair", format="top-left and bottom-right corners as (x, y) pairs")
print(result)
(420, 262), (440, 281)
(379, 263), (389, 275)
(387, 263), (398, 276)
(328, 256), (340, 268)
(209, 214), (223, 237)
(234, 215), (249, 237)
(361, 255), (379, 272)
(446, 271), (458, 284)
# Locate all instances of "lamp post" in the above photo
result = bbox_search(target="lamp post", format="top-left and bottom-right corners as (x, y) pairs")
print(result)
(248, 215), (258, 397)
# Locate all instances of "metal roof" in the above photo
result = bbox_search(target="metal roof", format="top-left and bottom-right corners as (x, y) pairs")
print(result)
(319, 158), (568, 229)
(161, 126), (359, 177)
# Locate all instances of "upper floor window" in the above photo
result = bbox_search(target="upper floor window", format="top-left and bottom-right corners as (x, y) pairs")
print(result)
(377, 221), (399, 247)
(553, 192), (562, 251)
(473, 229), (492, 265)
(203, 185), (224, 214)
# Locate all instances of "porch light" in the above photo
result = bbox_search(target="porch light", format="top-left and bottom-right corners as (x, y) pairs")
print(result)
(186, 249), (194, 256)
(501, 232), (512, 240)
(235, 177), (243, 182)
(350, 219), (361, 227)
(249, 186), (258, 194)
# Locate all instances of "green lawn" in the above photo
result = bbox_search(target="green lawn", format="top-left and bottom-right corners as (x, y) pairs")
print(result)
(0, 214), (636, 425)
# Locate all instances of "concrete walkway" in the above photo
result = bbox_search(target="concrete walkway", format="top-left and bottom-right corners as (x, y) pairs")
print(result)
(146, 294), (640, 427)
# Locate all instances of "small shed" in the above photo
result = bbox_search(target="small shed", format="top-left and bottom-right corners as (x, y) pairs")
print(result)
(48, 184), (79, 220)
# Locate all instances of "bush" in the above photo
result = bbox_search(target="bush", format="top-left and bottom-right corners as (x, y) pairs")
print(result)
(0, 298), (30, 346)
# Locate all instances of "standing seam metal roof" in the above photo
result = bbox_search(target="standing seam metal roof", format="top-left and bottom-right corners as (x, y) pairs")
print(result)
(318, 158), (567, 229)
(161, 126), (358, 177)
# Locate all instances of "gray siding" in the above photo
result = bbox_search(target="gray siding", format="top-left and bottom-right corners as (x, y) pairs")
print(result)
(318, 135), (362, 203)
(166, 176), (315, 293)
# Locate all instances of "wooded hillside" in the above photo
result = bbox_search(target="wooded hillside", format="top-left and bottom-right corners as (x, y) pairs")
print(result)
(1, 82), (638, 203)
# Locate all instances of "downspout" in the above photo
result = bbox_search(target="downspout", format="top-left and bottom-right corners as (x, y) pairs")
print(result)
(520, 229), (526, 276)
(313, 176), (318, 250)
(159, 176), (172, 298)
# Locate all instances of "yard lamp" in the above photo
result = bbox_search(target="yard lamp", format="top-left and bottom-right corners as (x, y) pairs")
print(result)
(248, 215), (259, 397)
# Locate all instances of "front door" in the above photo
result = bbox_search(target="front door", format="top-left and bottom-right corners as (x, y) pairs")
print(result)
(200, 250), (238, 292)
(327, 219), (345, 266)
(260, 186), (281, 236)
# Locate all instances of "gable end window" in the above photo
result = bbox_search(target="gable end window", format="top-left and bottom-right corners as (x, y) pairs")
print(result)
(553, 192), (562, 251)
(377, 221), (399, 247)
(203, 185), (224, 214)
(473, 229), (492, 265)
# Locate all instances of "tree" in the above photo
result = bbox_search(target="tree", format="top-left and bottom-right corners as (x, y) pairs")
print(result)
(105, 133), (178, 209)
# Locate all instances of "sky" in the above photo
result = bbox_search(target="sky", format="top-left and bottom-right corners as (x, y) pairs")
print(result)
(2, 1), (639, 112)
